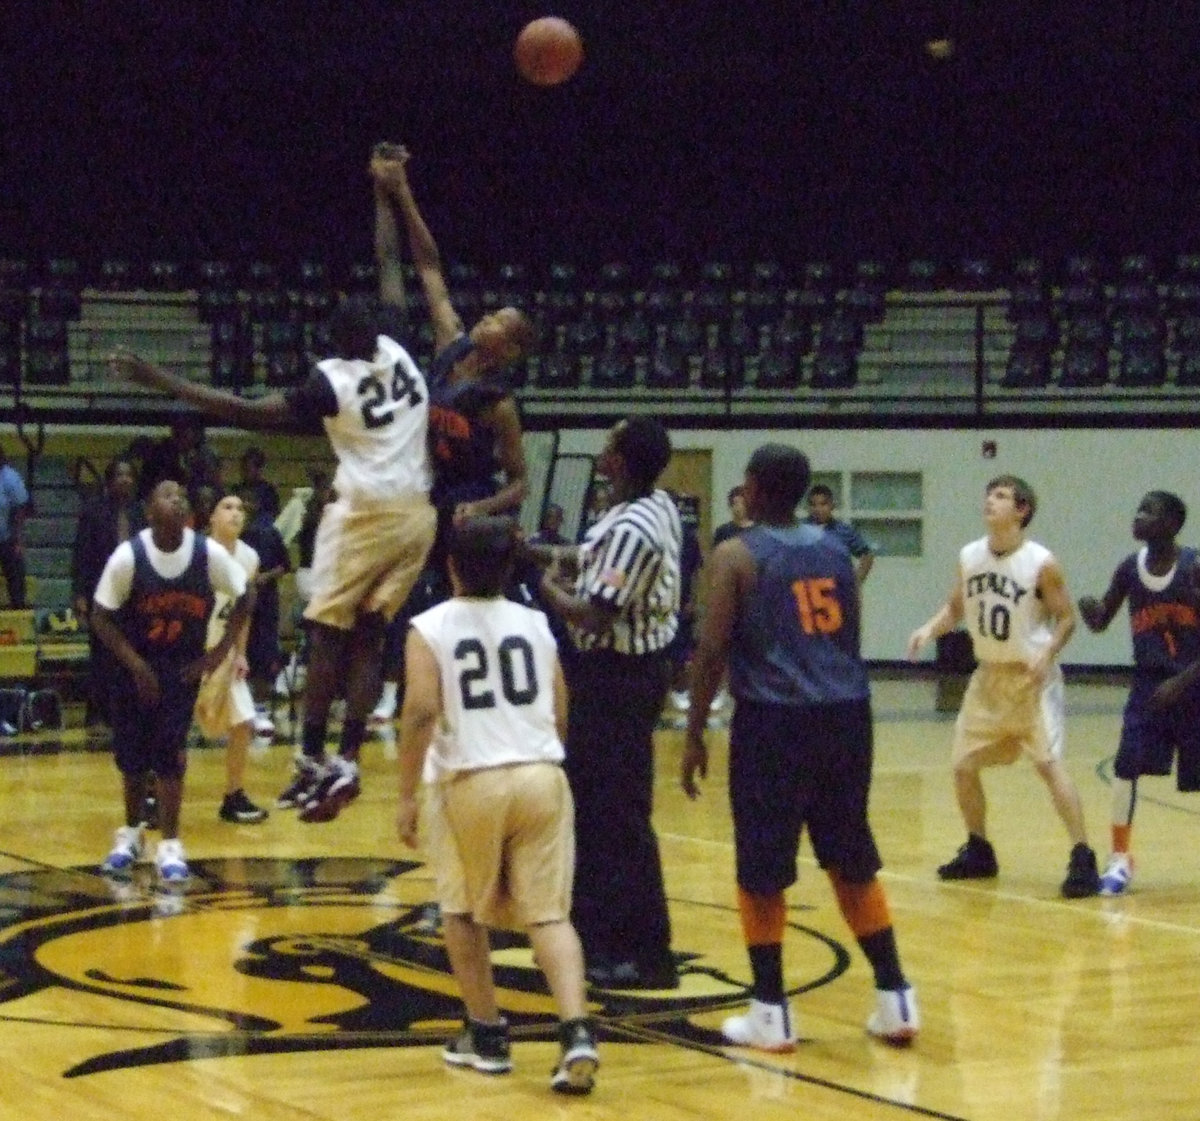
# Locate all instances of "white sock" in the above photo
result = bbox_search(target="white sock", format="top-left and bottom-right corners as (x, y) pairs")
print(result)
(374, 682), (398, 716)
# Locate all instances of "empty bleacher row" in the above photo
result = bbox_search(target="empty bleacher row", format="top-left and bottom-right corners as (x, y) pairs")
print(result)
(999, 254), (1200, 392)
(4, 253), (1200, 414)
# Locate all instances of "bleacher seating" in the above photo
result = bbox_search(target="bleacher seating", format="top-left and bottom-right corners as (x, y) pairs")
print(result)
(3, 254), (1200, 419)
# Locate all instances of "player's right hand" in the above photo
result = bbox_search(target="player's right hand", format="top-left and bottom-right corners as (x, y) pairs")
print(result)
(681, 734), (708, 801)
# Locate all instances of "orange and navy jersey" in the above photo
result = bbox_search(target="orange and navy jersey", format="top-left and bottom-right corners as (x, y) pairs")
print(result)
(729, 523), (869, 705)
(426, 334), (510, 510)
(122, 532), (214, 667)
(1117, 546), (1200, 673)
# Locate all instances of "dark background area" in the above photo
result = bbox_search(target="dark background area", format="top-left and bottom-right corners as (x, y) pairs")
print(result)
(2, 1), (1198, 277)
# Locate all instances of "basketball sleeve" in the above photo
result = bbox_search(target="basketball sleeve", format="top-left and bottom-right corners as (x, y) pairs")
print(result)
(92, 541), (136, 611)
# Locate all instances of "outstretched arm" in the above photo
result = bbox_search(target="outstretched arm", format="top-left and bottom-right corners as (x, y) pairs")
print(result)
(375, 153), (463, 351)
(370, 146), (407, 310)
(109, 351), (296, 430)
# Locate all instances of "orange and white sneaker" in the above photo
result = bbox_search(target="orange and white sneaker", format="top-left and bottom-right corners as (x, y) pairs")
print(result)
(721, 999), (797, 1053)
(867, 986), (919, 1045)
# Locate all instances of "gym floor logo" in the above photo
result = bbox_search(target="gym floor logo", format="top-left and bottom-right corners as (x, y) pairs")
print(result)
(0, 856), (850, 1077)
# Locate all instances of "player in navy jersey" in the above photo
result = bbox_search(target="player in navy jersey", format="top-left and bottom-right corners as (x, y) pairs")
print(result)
(1078, 490), (1200, 894)
(367, 146), (533, 728)
(683, 443), (918, 1052)
(91, 479), (251, 881)
(110, 291), (436, 825)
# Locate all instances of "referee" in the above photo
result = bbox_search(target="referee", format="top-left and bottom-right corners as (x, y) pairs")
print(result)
(534, 416), (683, 989)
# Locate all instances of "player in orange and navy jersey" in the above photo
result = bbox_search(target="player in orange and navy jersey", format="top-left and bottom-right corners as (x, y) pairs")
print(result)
(683, 443), (918, 1053)
(1078, 490), (1200, 894)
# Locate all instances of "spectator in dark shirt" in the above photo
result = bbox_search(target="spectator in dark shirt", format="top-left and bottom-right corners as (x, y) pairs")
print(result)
(713, 484), (754, 546)
(137, 414), (223, 506)
(235, 446), (281, 522)
(805, 484), (875, 584)
(530, 502), (569, 548)
(0, 442), (30, 609)
(72, 456), (145, 728)
(240, 489), (291, 735)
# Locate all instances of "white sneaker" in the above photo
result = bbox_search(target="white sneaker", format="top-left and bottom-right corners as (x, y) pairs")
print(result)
(102, 824), (144, 874)
(1099, 853), (1133, 896)
(867, 986), (919, 1044)
(670, 690), (690, 712)
(721, 999), (797, 1053)
(253, 706), (276, 738)
(155, 838), (190, 883)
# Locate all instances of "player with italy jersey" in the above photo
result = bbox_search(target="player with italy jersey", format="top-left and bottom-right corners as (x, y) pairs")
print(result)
(908, 474), (1100, 898)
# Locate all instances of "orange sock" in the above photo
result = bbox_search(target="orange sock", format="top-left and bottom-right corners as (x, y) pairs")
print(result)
(1112, 824), (1132, 855)
(737, 888), (786, 946)
(828, 872), (892, 939)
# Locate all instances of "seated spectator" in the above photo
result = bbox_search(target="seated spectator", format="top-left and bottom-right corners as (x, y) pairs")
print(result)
(530, 502), (569, 547)
(71, 456), (145, 729)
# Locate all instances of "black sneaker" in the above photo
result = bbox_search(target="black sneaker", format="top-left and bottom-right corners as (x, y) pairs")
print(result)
(937, 835), (999, 880)
(219, 789), (269, 824)
(1061, 843), (1101, 898)
(442, 1019), (512, 1074)
(551, 1018), (598, 1095)
(276, 757), (324, 809)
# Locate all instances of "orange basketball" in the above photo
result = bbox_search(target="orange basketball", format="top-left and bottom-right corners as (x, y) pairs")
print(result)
(514, 17), (584, 86)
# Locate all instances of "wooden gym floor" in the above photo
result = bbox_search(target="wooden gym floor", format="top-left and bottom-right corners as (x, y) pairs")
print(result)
(0, 676), (1196, 1121)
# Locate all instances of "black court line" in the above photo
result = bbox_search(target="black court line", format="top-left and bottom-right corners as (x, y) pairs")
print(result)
(599, 1017), (967, 1121)
(0, 848), (952, 1116)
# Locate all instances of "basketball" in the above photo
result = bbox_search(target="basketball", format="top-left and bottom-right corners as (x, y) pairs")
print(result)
(514, 17), (584, 86)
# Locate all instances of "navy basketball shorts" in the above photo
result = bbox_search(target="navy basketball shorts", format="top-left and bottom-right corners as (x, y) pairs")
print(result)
(109, 665), (200, 780)
(728, 697), (882, 893)
(1116, 674), (1200, 792)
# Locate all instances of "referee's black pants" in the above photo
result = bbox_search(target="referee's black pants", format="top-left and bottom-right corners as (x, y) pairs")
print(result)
(563, 647), (673, 976)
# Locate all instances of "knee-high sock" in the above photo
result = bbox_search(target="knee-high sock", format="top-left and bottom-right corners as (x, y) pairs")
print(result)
(1111, 777), (1136, 854)
(828, 872), (906, 991)
(738, 888), (786, 1002)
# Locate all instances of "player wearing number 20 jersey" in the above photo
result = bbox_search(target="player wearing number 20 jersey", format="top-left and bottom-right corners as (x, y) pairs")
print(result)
(408, 556), (574, 930)
(413, 597), (565, 780)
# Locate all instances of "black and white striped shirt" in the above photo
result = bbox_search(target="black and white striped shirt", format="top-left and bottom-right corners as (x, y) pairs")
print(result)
(571, 488), (682, 656)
